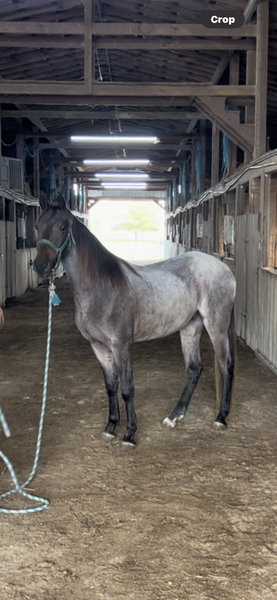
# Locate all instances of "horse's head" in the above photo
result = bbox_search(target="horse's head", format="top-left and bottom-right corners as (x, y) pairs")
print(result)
(33, 192), (75, 278)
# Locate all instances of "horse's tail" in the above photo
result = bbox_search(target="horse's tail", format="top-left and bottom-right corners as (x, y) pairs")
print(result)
(215, 306), (236, 410)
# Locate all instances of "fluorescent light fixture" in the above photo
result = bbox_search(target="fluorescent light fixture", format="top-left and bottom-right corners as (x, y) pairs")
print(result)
(84, 159), (150, 166)
(95, 172), (149, 180)
(71, 136), (159, 144)
(102, 182), (147, 189)
(73, 183), (78, 195)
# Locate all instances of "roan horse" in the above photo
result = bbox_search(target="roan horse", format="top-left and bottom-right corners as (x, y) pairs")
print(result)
(33, 192), (236, 446)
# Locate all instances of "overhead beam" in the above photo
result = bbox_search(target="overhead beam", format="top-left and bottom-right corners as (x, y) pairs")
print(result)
(194, 97), (253, 155)
(244, 0), (261, 23)
(0, 37), (255, 50)
(186, 51), (235, 133)
(38, 142), (194, 151)
(186, 0), (261, 135)
(0, 82), (255, 96)
(0, 22), (257, 37)
(0, 95), (254, 106)
(2, 109), (203, 120)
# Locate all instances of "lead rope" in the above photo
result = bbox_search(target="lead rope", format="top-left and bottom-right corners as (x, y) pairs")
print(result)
(0, 278), (61, 514)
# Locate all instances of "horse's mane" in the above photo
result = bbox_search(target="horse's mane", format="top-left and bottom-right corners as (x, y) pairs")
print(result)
(71, 215), (139, 287)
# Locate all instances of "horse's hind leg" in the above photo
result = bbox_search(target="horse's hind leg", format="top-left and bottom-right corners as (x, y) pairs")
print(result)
(203, 307), (235, 428)
(91, 342), (120, 438)
(163, 313), (203, 428)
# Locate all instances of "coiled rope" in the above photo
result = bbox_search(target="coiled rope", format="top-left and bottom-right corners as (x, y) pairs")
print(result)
(0, 279), (61, 514)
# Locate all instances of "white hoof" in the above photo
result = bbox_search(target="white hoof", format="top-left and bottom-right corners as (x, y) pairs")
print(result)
(102, 432), (115, 440)
(163, 417), (177, 429)
(213, 421), (226, 430)
(121, 440), (136, 447)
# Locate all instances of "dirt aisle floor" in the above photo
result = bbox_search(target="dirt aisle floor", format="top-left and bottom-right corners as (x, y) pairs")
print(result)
(1, 278), (277, 600)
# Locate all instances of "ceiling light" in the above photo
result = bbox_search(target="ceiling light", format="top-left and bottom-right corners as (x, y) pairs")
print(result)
(83, 159), (150, 166)
(101, 182), (147, 189)
(95, 172), (149, 179)
(71, 136), (159, 144)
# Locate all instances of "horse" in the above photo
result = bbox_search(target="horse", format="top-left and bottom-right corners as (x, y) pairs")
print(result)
(33, 192), (236, 446)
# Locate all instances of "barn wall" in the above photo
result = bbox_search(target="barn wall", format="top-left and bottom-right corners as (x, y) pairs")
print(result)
(15, 249), (39, 298)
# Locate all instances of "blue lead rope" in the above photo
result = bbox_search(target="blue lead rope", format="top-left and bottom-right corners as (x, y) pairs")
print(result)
(0, 279), (61, 514)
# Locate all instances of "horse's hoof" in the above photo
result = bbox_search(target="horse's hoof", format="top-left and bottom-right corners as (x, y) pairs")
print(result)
(102, 431), (116, 441)
(213, 420), (227, 431)
(162, 416), (177, 428)
(122, 441), (136, 448)
(122, 436), (136, 447)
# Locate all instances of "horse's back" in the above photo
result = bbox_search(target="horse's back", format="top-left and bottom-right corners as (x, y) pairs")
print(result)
(131, 251), (235, 294)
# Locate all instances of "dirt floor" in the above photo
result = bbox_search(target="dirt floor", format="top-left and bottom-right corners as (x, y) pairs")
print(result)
(1, 278), (277, 600)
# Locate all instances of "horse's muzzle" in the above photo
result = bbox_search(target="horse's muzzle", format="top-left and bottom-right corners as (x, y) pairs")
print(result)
(33, 256), (53, 279)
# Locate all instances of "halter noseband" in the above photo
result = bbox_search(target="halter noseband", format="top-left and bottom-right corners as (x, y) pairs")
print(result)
(36, 224), (76, 272)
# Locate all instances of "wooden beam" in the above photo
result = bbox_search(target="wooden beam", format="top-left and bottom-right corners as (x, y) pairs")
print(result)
(33, 130), (40, 198)
(0, 95), (254, 107)
(0, 36), (255, 51)
(2, 109), (203, 120)
(254, 1), (269, 159)
(0, 82), (256, 96)
(200, 120), (206, 193)
(38, 142), (194, 151)
(245, 50), (256, 163)
(186, 0), (260, 135)
(93, 38), (255, 51)
(229, 53), (240, 174)
(211, 123), (220, 187)
(244, 0), (261, 23)
(0, 36), (83, 48)
(0, 22), (84, 35)
(186, 51), (234, 133)
(0, 21), (257, 37)
(194, 97), (253, 155)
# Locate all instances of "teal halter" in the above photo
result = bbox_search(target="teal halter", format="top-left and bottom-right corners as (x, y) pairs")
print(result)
(36, 225), (76, 272)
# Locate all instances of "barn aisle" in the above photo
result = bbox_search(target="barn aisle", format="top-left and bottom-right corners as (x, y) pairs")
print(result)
(0, 279), (277, 600)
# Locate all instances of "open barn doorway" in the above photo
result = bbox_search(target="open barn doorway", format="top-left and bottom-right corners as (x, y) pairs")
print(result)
(88, 200), (166, 264)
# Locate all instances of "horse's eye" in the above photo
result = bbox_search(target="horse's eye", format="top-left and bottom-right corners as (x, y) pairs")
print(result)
(60, 224), (66, 231)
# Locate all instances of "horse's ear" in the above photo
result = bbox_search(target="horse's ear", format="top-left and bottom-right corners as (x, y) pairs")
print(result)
(56, 192), (67, 209)
(39, 191), (50, 211)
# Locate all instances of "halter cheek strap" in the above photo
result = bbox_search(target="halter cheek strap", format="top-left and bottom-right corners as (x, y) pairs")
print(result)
(36, 225), (76, 272)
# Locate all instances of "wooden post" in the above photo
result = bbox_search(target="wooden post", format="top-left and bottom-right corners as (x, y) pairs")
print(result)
(16, 118), (23, 159)
(84, 0), (94, 93)
(245, 50), (256, 163)
(191, 145), (197, 199)
(254, 0), (269, 159)
(200, 120), (206, 192)
(33, 128), (40, 198)
(229, 54), (239, 174)
(211, 122), (220, 187)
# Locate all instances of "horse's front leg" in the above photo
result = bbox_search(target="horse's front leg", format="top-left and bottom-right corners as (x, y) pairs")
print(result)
(113, 343), (137, 446)
(91, 342), (120, 438)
